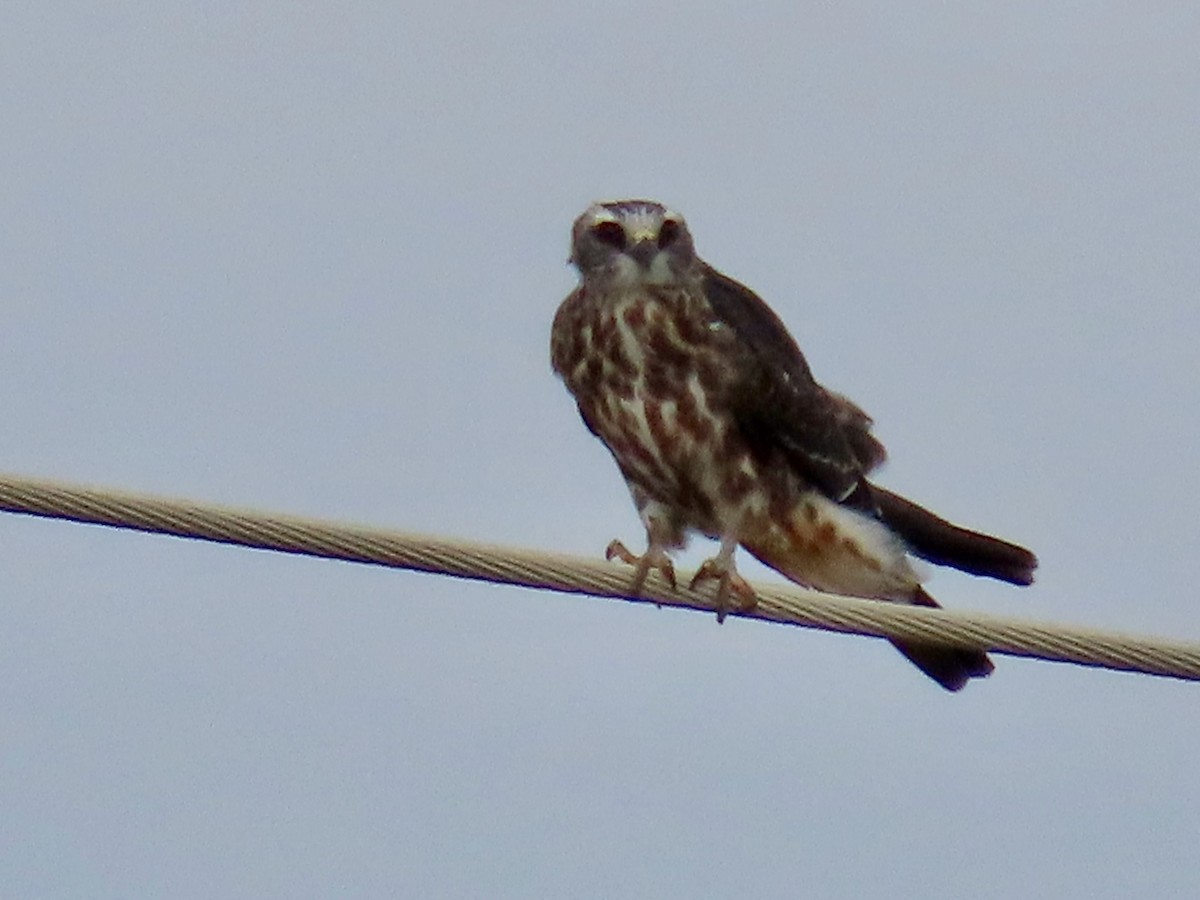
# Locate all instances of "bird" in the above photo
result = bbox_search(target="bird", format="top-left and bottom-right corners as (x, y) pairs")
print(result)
(550, 199), (1037, 691)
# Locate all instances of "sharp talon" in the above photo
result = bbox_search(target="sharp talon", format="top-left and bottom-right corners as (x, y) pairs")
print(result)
(605, 539), (635, 564)
(659, 557), (677, 590)
(715, 577), (757, 623)
(687, 560), (717, 591)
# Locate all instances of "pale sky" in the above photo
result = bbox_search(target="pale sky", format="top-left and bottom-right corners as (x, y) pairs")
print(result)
(3, 4), (1199, 898)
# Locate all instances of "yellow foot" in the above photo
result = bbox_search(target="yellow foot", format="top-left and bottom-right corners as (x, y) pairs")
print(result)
(605, 539), (677, 597)
(689, 558), (757, 623)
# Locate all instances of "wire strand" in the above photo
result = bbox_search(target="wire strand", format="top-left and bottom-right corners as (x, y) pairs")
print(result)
(1, 472), (1197, 681)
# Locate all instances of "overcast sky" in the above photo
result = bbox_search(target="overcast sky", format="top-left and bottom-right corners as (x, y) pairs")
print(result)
(3, 4), (1199, 898)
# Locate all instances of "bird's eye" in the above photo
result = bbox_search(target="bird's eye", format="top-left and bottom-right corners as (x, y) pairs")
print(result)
(658, 218), (681, 249)
(592, 221), (626, 249)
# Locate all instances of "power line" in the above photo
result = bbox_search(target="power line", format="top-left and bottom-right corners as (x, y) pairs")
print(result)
(1, 472), (1197, 682)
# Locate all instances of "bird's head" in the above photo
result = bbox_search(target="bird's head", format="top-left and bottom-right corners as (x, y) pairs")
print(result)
(569, 200), (699, 287)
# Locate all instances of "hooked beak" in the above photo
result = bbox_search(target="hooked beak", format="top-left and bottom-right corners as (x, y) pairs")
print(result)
(626, 238), (657, 268)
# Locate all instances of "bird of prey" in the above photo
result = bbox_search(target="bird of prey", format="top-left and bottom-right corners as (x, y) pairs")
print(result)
(551, 199), (1037, 690)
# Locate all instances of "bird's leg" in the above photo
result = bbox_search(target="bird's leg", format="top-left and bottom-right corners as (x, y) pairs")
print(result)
(604, 504), (678, 600)
(689, 533), (756, 623)
(605, 539), (676, 598)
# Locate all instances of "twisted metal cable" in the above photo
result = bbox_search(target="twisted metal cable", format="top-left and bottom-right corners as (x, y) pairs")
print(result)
(0, 472), (1197, 681)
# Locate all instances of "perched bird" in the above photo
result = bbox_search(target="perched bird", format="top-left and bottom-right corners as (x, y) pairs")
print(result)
(551, 199), (1037, 690)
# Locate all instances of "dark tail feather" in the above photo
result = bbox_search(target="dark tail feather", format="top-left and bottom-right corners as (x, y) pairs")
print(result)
(891, 588), (994, 691)
(871, 484), (1038, 586)
(891, 640), (995, 691)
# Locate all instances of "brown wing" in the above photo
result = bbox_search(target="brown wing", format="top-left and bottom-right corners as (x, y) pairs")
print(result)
(700, 264), (886, 506)
(700, 264), (1038, 586)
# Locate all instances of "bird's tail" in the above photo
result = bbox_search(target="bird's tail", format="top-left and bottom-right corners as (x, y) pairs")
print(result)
(871, 484), (1038, 586)
(889, 587), (994, 691)
(741, 501), (995, 691)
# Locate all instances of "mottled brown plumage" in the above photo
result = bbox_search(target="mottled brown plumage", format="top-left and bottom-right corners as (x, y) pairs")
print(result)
(551, 200), (1036, 690)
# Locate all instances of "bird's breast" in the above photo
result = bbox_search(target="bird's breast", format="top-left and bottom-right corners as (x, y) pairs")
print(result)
(555, 288), (773, 534)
